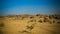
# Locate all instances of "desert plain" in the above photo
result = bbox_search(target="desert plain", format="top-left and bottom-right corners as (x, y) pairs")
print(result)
(0, 14), (60, 34)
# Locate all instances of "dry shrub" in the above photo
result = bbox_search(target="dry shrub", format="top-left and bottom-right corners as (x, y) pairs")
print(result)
(38, 20), (43, 23)
(0, 22), (4, 27)
(53, 20), (55, 23)
(57, 22), (60, 24)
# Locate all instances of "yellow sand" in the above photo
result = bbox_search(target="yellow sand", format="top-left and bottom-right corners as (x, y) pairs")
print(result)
(0, 14), (60, 34)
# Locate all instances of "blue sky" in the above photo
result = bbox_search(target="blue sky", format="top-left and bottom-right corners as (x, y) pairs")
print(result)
(0, 0), (60, 16)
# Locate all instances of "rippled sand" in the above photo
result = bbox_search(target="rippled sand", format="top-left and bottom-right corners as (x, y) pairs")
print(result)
(0, 14), (60, 34)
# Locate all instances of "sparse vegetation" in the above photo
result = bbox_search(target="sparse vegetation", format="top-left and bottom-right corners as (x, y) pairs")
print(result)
(0, 22), (4, 27)
(30, 16), (34, 19)
(38, 20), (42, 23)
(26, 25), (34, 30)
(43, 19), (46, 22)
(26, 23), (36, 34)
(26, 25), (34, 34)
(30, 20), (34, 22)
(36, 14), (42, 16)
(28, 20), (36, 22)
(36, 14), (39, 16)
(49, 21), (52, 24)
(44, 18), (49, 22)
(0, 14), (60, 34)
(49, 15), (53, 19)
(57, 22), (60, 24)
(53, 20), (55, 23)
(19, 30), (30, 33)
(0, 30), (4, 34)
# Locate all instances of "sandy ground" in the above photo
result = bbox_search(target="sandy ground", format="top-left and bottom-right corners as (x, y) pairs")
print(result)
(0, 14), (60, 34)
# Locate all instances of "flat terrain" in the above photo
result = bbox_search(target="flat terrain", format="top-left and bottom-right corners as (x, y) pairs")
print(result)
(0, 14), (60, 34)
